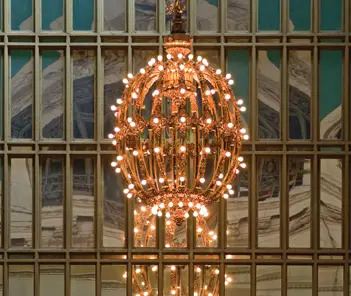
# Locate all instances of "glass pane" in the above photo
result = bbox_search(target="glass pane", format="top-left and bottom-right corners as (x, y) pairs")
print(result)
(103, 157), (125, 248)
(0, 53), (3, 139)
(104, 0), (125, 31)
(104, 49), (127, 138)
(318, 266), (343, 296)
(257, 158), (281, 248)
(42, 0), (64, 31)
(164, 265), (188, 296)
(11, 50), (33, 139)
(135, 0), (156, 31)
(227, 166), (249, 248)
(133, 49), (157, 74)
(10, 158), (33, 248)
(71, 265), (95, 296)
(72, 158), (95, 248)
(41, 158), (64, 248)
(288, 50), (312, 140)
(319, 50), (342, 140)
(320, 159), (342, 248)
(227, 0), (250, 31)
(257, 50), (281, 139)
(73, 49), (95, 139)
(197, 0), (219, 32)
(73, 0), (95, 31)
(256, 265), (281, 296)
(9, 265), (33, 296)
(11, 0), (33, 30)
(194, 48), (220, 69)
(41, 50), (64, 139)
(287, 266), (312, 296)
(288, 158), (311, 248)
(320, 0), (342, 31)
(289, 0), (310, 31)
(134, 203), (157, 248)
(40, 265), (64, 296)
(165, 214), (187, 248)
(196, 203), (218, 248)
(132, 265), (158, 295)
(225, 265), (250, 295)
(258, 0), (280, 31)
(194, 265), (220, 296)
(101, 265), (127, 296)
(228, 50), (250, 132)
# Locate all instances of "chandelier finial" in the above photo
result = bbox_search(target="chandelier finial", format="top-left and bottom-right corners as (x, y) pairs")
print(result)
(166, 0), (187, 33)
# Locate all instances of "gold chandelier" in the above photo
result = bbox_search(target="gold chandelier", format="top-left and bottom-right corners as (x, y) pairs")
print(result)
(108, 0), (248, 223)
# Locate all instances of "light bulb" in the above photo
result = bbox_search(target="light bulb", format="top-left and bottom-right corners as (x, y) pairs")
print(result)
(178, 53), (183, 59)
(108, 133), (114, 139)
(226, 73), (231, 79)
(178, 201), (183, 207)
(180, 176), (185, 182)
(205, 147), (211, 153)
(114, 127), (120, 132)
(179, 64), (185, 70)
(197, 56), (203, 62)
(188, 202), (194, 208)
(180, 146), (186, 152)
(127, 73), (133, 79)
(228, 122), (234, 128)
(226, 184), (232, 189)
(157, 55), (163, 61)
(188, 54), (194, 60)
(180, 116), (186, 122)
(141, 179), (147, 185)
(110, 105), (117, 111)
(205, 90), (211, 96)
(200, 65), (205, 71)
(130, 121), (136, 127)
(115, 168), (121, 173)
(225, 94), (231, 100)
(168, 202), (174, 207)
(200, 178), (206, 183)
(159, 177), (165, 183)
(167, 53), (172, 60)
(133, 150), (139, 156)
(152, 266), (158, 272)
(225, 151), (231, 157)
(240, 106), (247, 112)
(180, 88), (186, 94)
(206, 118), (212, 124)
(229, 189), (235, 195)
(117, 156), (123, 161)
(238, 156), (244, 162)
(216, 180), (222, 186)
(116, 98), (122, 104)
(140, 68), (145, 74)
(240, 163), (247, 168)
(158, 65), (164, 71)
(127, 193), (132, 199)
(128, 184), (134, 189)
(240, 128), (246, 134)
(243, 134), (249, 140)
(153, 118), (159, 124)
(154, 147), (160, 153)
(237, 99), (244, 105)
(193, 211), (198, 217)
(223, 193), (229, 199)
(122, 78), (128, 84)
(111, 161), (117, 167)
(216, 69), (221, 74)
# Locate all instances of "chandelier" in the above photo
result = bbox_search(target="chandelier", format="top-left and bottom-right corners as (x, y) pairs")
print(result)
(108, 0), (248, 223)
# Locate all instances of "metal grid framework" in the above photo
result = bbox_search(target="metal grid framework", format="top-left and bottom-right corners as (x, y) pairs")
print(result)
(0, 0), (351, 295)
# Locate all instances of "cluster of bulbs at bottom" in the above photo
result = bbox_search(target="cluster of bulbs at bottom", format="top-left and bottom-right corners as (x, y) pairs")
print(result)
(122, 265), (233, 296)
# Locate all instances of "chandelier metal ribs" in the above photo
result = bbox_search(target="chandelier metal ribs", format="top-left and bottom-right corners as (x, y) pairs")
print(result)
(109, 0), (248, 223)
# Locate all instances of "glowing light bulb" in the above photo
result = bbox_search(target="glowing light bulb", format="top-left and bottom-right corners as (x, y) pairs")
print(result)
(127, 193), (132, 198)
(180, 88), (186, 94)
(215, 269), (220, 275)
(216, 69), (221, 74)
(158, 211), (163, 217)
(141, 179), (147, 185)
(184, 212), (189, 218)
(188, 202), (194, 208)
(166, 212), (171, 218)
(178, 202), (183, 207)
(167, 53), (172, 60)
(153, 117), (159, 124)
(197, 56), (203, 62)
(168, 202), (174, 207)
(179, 64), (185, 70)
(114, 127), (120, 133)
(225, 94), (231, 100)
(205, 90), (211, 96)
(196, 267), (201, 273)
(228, 79), (234, 85)
(179, 176), (185, 182)
(200, 65), (205, 71)
(130, 121), (136, 127)
(110, 105), (117, 111)
(171, 265), (176, 271)
(154, 147), (160, 153)
(111, 161), (117, 167)
(127, 73), (133, 79)
(158, 65), (164, 71)
(122, 78), (128, 84)
(116, 98), (122, 104)
(228, 122), (234, 128)
(223, 193), (229, 199)
(157, 55), (163, 61)
(244, 134), (249, 140)
(140, 68), (145, 74)
(216, 180), (222, 186)
(240, 128), (246, 134)
(226, 73), (232, 79)
(159, 177), (165, 183)
(206, 118), (212, 124)
(205, 147), (211, 154)
(117, 156), (123, 161)
(178, 53), (183, 59)
(115, 168), (121, 173)
(165, 243), (170, 248)
(238, 156), (244, 162)
(240, 163), (247, 168)
(180, 146), (186, 152)
(152, 266), (158, 272)
(128, 184), (134, 189)
(240, 106), (247, 112)
(193, 211), (198, 217)
(188, 54), (194, 60)
(225, 151), (231, 157)
(133, 150), (139, 156)
(237, 99), (244, 105)
(229, 189), (235, 195)
(200, 178), (206, 183)
(226, 184), (232, 189)
(108, 133), (114, 139)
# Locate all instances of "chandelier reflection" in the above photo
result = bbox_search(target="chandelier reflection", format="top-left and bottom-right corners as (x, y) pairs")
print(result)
(109, 0), (247, 223)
